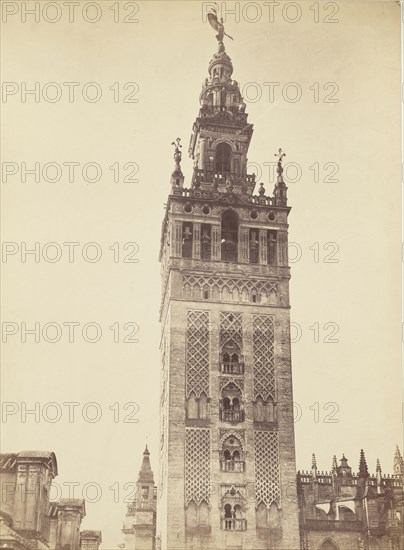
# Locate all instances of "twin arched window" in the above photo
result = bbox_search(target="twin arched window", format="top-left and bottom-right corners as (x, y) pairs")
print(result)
(220, 383), (244, 422)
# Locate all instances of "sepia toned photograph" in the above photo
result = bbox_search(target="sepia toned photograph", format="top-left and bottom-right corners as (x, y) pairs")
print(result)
(1, 1), (403, 550)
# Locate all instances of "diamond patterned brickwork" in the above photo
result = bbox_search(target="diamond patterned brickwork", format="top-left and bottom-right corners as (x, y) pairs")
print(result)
(186, 310), (210, 398)
(253, 314), (275, 401)
(254, 430), (280, 506)
(185, 428), (211, 505)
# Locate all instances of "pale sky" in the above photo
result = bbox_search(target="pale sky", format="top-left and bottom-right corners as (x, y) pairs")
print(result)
(1, 1), (403, 548)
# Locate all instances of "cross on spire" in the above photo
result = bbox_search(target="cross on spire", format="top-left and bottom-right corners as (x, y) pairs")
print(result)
(274, 147), (286, 165)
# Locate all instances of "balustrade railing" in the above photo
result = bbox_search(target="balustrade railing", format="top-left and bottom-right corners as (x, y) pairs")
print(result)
(221, 361), (244, 375)
(221, 518), (247, 531)
(193, 168), (256, 186)
(220, 410), (244, 422)
(221, 460), (245, 472)
(303, 519), (363, 532)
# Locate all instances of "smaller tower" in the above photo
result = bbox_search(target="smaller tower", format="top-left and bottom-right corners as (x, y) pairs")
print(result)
(393, 445), (404, 481)
(170, 138), (184, 194)
(273, 148), (288, 206)
(311, 453), (317, 478)
(356, 449), (369, 499)
(338, 454), (352, 477)
(331, 455), (338, 494)
(358, 449), (369, 478)
(123, 447), (156, 550)
(376, 458), (382, 494)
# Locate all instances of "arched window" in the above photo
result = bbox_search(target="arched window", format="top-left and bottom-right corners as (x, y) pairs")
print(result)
(249, 229), (259, 264)
(223, 503), (232, 531)
(222, 397), (231, 410)
(254, 397), (265, 422)
(234, 504), (242, 519)
(231, 352), (238, 363)
(199, 502), (210, 525)
(182, 224), (193, 258)
(256, 502), (267, 528)
(266, 397), (275, 423)
(186, 392), (208, 420)
(187, 393), (198, 419)
(199, 393), (208, 419)
(221, 210), (238, 263)
(268, 230), (277, 265)
(222, 351), (241, 374)
(268, 502), (280, 528)
(232, 449), (240, 461)
(201, 224), (211, 261)
(254, 396), (276, 423)
(338, 506), (355, 521)
(319, 540), (339, 550)
(185, 501), (197, 529)
(215, 142), (231, 174)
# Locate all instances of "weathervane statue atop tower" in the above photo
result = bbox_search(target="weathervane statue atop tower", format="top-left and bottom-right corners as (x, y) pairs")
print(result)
(207, 6), (233, 45)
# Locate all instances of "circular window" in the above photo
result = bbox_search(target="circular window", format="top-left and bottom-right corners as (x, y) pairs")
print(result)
(183, 203), (193, 213)
(202, 205), (211, 215)
(229, 438), (235, 445)
(250, 210), (258, 220)
(267, 211), (276, 222)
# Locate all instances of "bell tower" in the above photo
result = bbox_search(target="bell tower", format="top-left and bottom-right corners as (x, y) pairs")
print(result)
(158, 16), (299, 550)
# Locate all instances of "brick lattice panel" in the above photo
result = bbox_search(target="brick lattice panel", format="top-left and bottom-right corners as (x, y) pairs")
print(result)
(186, 310), (210, 398)
(185, 428), (211, 505)
(253, 314), (275, 401)
(254, 431), (280, 506)
(220, 312), (243, 352)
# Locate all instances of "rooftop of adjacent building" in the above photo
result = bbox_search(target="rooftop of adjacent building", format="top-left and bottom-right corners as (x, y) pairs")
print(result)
(297, 446), (404, 489)
(0, 450), (102, 550)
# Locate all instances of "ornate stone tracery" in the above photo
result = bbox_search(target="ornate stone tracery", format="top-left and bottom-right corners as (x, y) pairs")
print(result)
(183, 274), (278, 304)
(219, 429), (245, 450)
(219, 377), (244, 395)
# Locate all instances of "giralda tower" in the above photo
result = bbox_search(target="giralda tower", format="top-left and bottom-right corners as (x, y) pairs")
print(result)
(157, 16), (300, 550)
